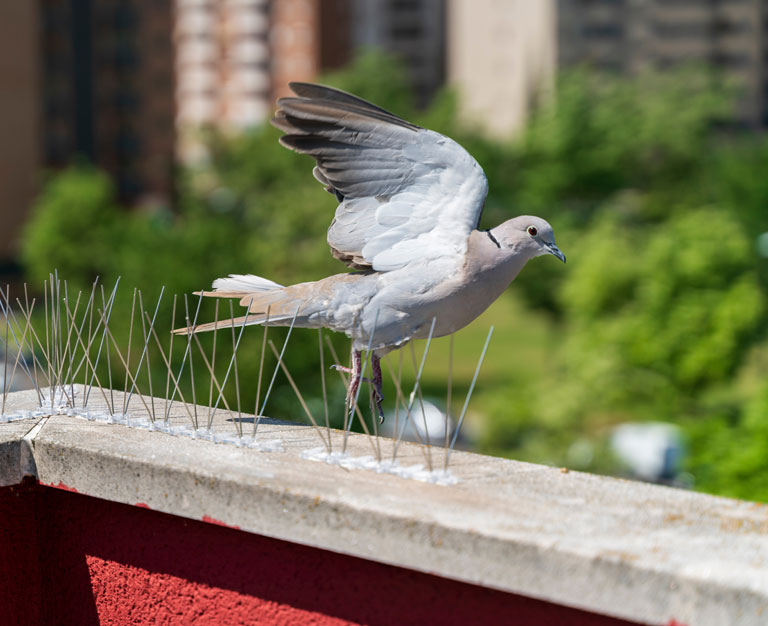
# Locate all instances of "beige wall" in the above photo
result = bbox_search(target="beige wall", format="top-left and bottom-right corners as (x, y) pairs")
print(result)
(447, 0), (556, 138)
(0, 2), (39, 260)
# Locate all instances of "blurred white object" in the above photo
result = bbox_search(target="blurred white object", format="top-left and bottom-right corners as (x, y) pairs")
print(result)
(611, 422), (685, 483)
(757, 232), (768, 258)
(0, 361), (25, 393)
(381, 399), (453, 443)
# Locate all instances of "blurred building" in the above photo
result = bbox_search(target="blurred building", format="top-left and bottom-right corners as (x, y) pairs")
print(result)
(176, 0), (446, 162)
(447, 0), (556, 136)
(349, 0), (446, 106)
(0, 3), (40, 265)
(175, 0), (271, 162)
(0, 0), (176, 265)
(41, 1), (176, 201)
(558, 0), (768, 127)
(175, 0), (323, 162)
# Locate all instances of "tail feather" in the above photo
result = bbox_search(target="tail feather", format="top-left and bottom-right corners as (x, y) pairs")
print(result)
(172, 312), (296, 335)
(211, 274), (284, 293)
(174, 272), (314, 335)
(173, 315), (253, 335)
(193, 290), (251, 299)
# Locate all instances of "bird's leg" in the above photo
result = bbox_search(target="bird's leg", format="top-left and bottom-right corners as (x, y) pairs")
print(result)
(332, 361), (375, 383)
(344, 350), (362, 409)
(371, 353), (385, 423)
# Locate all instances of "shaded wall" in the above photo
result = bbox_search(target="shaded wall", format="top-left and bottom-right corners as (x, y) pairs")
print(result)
(0, 481), (638, 626)
(0, 2), (39, 262)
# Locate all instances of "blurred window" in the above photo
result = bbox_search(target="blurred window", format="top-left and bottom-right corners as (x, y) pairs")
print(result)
(391, 24), (424, 39)
(654, 22), (710, 38)
(114, 40), (138, 70)
(712, 51), (752, 67)
(712, 19), (752, 36)
(596, 58), (623, 72)
(114, 9), (138, 30)
(389, 0), (421, 9)
(582, 23), (624, 38)
(115, 91), (139, 113)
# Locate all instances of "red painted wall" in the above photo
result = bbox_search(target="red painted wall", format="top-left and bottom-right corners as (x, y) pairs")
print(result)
(0, 481), (640, 626)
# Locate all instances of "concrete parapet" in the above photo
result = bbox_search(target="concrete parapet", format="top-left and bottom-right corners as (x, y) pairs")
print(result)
(1, 388), (766, 625)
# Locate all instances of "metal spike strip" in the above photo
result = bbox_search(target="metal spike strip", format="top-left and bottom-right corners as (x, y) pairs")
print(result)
(253, 306), (301, 435)
(318, 329), (331, 452)
(0, 286), (44, 402)
(2, 298), (8, 415)
(125, 288), (165, 419)
(268, 340), (330, 453)
(252, 307), (271, 436)
(10, 291), (48, 403)
(0, 278), (490, 478)
(444, 326), (494, 470)
(207, 300), (219, 426)
(392, 317), (438, 467)
(84, 278), (121, 408)
(185, 317), (198, 428)
(207, 299), (252, 426)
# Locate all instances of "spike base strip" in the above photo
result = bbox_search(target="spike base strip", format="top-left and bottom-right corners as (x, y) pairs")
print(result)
(301, 447), (458, 485)
(268, 340), (331, 453)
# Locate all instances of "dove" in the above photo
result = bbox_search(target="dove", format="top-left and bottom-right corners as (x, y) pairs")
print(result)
(175, 82), (565, 418)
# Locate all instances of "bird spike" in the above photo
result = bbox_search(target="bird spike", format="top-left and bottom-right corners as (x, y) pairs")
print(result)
(0, 277), (489, 479)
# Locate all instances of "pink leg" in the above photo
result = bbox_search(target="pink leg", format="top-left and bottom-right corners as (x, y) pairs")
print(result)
(344, 350), (362, 408)
(371, 354), (385, 423)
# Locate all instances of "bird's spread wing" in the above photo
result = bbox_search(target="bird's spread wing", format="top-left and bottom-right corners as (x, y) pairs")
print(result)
(271, 82), (489, 272)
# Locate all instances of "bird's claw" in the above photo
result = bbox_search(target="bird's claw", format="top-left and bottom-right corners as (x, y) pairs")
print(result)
(333, 364), (378, 385)
(372, 386), (385, 424)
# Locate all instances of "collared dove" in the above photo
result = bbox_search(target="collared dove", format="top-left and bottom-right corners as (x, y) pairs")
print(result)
(176, 83), (565, 416)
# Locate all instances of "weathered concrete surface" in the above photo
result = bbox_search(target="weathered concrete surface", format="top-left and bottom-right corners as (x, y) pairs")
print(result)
(2, 387), (768, 626)
(0, 388), (43, 486)
(0, 420), (39, 487)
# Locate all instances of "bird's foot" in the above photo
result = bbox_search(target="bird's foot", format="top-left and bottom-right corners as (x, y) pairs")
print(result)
(371, 353), (385, 423)
(371, 386), (385, 424)
(332, 364), (376, 384)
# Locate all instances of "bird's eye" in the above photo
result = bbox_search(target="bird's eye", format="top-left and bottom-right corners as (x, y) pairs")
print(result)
(527, 226), (538, 237)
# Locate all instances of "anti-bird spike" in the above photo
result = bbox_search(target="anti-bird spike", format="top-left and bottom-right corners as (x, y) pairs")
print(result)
(0, 277), (492, 478)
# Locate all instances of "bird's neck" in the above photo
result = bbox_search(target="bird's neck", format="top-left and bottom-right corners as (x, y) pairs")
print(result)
(465, 229), (530, 288)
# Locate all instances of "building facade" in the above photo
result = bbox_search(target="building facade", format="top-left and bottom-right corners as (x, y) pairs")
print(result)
(0, 2), (40, 263)
(41, 0), (176, 201)
(0, 0), (177, 263)
(557, 0), (768, 127)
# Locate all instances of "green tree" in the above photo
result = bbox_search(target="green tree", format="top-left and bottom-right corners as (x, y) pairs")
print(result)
(21, 167), (123, 288)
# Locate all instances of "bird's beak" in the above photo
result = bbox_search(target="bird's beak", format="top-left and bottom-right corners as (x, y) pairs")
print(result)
(546, 242), (566, 263)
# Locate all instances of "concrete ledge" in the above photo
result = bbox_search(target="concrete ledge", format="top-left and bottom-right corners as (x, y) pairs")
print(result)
(2, 388), (767, 626)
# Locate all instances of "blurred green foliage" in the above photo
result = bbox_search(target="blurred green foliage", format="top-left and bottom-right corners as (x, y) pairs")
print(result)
(19, 52), (768, 500)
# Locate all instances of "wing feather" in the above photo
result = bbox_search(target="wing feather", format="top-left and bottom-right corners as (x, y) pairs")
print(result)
(272, 83), (488, 271)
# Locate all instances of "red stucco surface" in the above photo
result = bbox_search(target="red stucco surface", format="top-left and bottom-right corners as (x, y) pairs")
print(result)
(0, 481), (642, 626)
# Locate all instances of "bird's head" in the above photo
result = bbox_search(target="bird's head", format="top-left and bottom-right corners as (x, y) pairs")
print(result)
(489, 216), (566, 264)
